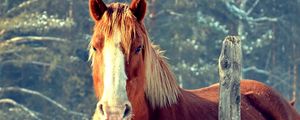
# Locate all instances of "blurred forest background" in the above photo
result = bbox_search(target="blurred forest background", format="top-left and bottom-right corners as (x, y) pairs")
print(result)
(0, 0), (299, 119)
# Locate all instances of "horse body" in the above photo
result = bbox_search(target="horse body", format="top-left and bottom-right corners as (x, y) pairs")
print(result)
(127, 80), (300, 120)
(88, 0), (300, 119)
(148, 80), (300, 120)
(188, 80), (300, 120)
(146, 80), (300, 120)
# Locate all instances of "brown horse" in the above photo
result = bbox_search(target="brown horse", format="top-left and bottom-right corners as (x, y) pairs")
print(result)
(88, 0), (300, 120)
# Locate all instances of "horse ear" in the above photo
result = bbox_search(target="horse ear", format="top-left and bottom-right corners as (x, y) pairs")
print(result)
(130, 0), (147, 22)
(89, 0), (107, 21)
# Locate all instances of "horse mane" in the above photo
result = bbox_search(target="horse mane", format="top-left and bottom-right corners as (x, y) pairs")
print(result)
(144, 39), (181, 108)
(88, 3), (180, 108)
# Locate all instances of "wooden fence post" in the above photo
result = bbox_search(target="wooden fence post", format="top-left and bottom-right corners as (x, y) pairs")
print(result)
(218, 36), (242, 120)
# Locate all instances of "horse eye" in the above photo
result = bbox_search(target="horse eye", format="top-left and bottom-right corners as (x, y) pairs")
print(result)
(93, 46), (97, 51)
(135, 45), (143, 54)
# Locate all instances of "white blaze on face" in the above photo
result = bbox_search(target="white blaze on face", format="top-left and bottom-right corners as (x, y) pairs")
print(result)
(100, 30), (128, 106)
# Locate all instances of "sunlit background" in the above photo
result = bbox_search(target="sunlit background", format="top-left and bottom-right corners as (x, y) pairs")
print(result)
(0, 0), (299, 119)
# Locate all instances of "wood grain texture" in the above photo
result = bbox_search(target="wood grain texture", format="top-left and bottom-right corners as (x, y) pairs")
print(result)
(218, 36), (242, 120)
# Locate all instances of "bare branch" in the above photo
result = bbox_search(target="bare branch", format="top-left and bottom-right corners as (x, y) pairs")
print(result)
(0, 87), (88, 119)
(224, 1), (278, 23)
(251, 17), (278, 22)
(0, 98), (41, 120)
(0, 36), (67, 48)
(0, 29), (5, 36)
(292, 64), (297, 106)
(243, 66), (293, 89)
(243, 66), (270, 75)
(0, 59), (66, 70)
(225, 1), (247, 19)
(68, 0), (73, 19)
(246, 0), (260, 15)
(166, 9), (184, 17)
(0, 47), (48, 55)
(6, 0), (39, 15)
(149, 10), (165, 19)
(272, 75), (293, 89)
(243, 66), (283, 81)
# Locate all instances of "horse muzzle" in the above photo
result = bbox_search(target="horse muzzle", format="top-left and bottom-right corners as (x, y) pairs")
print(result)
(93, 101), (132, 120)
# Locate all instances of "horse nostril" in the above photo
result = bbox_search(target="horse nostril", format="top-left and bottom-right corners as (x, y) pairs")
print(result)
(123, 104), (132, 118)
(99, 104), (104, 115)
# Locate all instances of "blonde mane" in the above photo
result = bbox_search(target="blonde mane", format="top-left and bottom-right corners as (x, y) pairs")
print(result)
(88, 3), (180, 108)
(143, 39), (181, 108)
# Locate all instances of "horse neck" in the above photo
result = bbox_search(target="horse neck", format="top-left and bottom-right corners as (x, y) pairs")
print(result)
(148, 89), (219, 120)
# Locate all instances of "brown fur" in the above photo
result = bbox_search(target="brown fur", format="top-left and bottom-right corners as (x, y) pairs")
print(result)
(89, 0), (300, 119)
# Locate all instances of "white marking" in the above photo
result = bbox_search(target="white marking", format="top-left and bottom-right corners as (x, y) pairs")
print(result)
(100, 30), (128, 106)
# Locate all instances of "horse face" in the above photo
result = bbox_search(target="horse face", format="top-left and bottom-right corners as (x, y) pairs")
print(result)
(92, 31), (132, 120)
(89, 0), (147, 120)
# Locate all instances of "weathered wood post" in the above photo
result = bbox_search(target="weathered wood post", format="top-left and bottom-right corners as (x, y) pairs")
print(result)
(218, 36), (242, 120)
